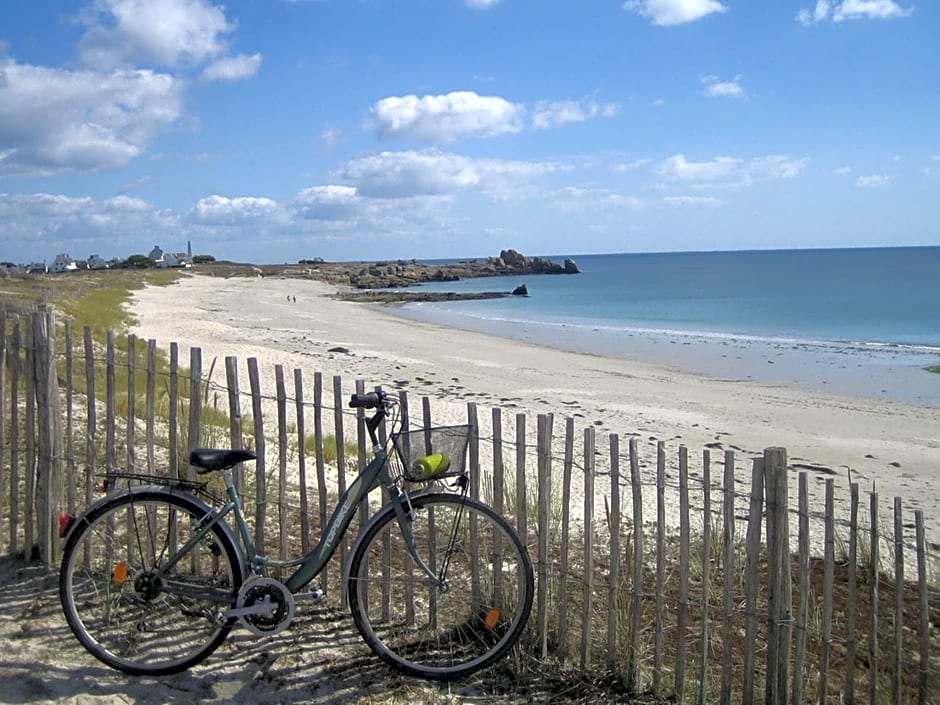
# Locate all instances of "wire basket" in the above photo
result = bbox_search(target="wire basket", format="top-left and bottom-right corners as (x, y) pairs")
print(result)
(392, 424), (473, 483)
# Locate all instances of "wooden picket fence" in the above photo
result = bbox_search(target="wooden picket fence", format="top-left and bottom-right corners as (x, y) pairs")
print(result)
(1, 308), (938, 704)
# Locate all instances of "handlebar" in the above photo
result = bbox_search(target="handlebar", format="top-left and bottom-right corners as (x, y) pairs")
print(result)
(349, 390), (387, 409)
(349, 388), (397, 446)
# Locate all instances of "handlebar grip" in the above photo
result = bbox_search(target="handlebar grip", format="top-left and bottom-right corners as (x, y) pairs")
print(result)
(349, 392), (381, 409)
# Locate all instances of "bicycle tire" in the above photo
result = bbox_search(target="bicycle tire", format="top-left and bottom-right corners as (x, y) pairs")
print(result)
(59, 488), (244, 675)
(347, 493), (533, 680)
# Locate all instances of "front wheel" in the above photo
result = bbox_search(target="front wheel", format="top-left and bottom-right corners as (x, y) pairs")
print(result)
(59, 489), (244, 675)
(347, 493), (534, 680)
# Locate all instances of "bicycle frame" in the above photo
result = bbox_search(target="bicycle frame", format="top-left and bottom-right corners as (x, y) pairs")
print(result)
(154, 441), (443, 598)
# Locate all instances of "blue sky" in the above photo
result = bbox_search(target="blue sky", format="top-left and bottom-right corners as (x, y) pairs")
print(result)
(1, 0), (937, 264)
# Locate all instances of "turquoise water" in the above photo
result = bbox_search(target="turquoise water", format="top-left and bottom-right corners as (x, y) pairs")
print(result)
(389, 247), (940, 406)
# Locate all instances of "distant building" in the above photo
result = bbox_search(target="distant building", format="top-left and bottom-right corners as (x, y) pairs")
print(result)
(50, 253), (77, 274)
(149, 245), (191, 269)
(87, 254), (109, 270)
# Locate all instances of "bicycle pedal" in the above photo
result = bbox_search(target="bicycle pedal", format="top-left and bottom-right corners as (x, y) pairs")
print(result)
(296, 587), (325, 604)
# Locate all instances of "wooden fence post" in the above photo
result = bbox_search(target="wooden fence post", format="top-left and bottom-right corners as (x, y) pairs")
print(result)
(763, 447), (791, 705)
(915, 510), (929, 705)
(34, 307), (62, 565)
(82, 326), (96, 514)
(557, 416), (574, 663)
(845, 482), (860, 705)
(126, 334), (136, 475)
(819, 479), (835, 705)
(0, 312), (6, 544)
(791, 471), (810, 705)
(146, 339), (156, 474)
(9, 321), (21, 554)
(720, 450), (735, 705)
(626, 436), (643, 693)
(699, 448), (712, 705)
(536, 413), (552, 659)
(743, 457), (765, 705)
(892, 497), (903, 705)
(275, 365), (288, 562)
(654, 441), (666, 694)
(676, 445), (690, 702)
(168, 343), (179, 480)
(870, 488), (880, 705)
(581, 425), (595, 669)
(249, 358), (266, 553)
(294, 368), (310, 554)
(225, 357), (244, 493)
(187, 347), (203, 479)
(607, 433), (621, 671)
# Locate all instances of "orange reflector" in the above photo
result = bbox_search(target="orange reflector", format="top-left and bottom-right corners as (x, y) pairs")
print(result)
(484, 607), (500, 630)
(112, 562), (128, 586)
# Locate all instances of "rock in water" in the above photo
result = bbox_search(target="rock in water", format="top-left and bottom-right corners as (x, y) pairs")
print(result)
(512, 283), (528, 296)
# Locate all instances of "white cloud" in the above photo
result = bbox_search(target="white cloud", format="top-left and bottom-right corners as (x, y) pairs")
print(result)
(532, 98), (619, 129)
(191, 194), (281, 223)
(625, 0), (728, 26)
(78, 0), (237, 70)
(700, 74), (745, 98)
(293, 185), (360, 220)
(556, 187), (644, 213)
(0, 58), (183, 175)
(657, 153), (808, 184)
(662, 195), (722, 208)
(340, 150), (561, 199)
(658, 154), (743, 181)
(856, 173), (893, 188)
(614, 158), (652, 173)
(200, 53), (262, 82)
(319, 126), (340, 149)
(747, 155), (809, 179)
(465, 0), (500, 7)
(0, 191), (180, 256)
(798, 0), (912, 24)
(370, 91), (524, 143)
(835, 166), (852, 174)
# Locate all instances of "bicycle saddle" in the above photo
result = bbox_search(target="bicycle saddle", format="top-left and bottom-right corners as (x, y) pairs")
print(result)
(189, 448), (258, 473)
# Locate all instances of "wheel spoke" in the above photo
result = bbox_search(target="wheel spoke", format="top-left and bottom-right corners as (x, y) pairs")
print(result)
(348, 494), (533, 680)
(60, 492), (241, 676)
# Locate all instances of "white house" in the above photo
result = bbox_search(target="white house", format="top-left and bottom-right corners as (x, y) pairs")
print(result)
(50, 253), (77, 274)
(157, 252), (180, 269)
(87, 254), (108, 270)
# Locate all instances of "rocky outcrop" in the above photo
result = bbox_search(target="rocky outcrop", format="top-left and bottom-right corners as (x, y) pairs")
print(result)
(511, 284), (529, 296)
(200, 250), (579, 290)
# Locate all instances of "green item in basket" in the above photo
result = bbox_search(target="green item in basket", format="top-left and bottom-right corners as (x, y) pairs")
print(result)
(411, 452), (451, 480)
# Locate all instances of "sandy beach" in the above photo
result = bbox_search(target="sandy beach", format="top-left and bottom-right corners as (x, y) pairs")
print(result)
(125, 272), (940, 547)
(3, 270), (937, 705)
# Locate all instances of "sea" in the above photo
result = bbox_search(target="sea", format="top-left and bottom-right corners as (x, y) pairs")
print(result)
(385, 247), (940, 407)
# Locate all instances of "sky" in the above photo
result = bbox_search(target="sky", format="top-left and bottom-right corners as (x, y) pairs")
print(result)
(0, 0), (938, 265)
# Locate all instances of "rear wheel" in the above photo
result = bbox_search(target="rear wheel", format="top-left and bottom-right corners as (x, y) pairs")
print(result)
(59, 490), (243, 675)
(348, 493), (533, 680)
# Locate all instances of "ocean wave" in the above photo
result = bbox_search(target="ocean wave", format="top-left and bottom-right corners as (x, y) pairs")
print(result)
(398, 305), (940, 357)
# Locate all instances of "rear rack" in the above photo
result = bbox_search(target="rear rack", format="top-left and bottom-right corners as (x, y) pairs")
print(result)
(100, 472), (225, 504)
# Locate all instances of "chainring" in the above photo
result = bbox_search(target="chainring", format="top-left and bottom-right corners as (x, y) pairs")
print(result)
(235, 576), (296, 636)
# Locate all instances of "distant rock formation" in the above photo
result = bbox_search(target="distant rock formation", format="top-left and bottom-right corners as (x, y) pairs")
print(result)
(200, 249), (580, 290)
(511, 283), (529, 296)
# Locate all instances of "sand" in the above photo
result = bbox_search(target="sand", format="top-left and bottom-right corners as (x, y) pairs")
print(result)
(5, 270), (939, 704)
(122, 272), (940, 544)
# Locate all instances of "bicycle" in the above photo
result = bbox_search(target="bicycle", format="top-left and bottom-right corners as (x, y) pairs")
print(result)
(58, 388), (534, 680)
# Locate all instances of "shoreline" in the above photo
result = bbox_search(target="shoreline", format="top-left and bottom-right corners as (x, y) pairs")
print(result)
(128, 272), (940, 544)
(384, 301), (940, 408)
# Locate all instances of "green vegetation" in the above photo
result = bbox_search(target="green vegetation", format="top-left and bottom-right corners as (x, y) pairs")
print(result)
(927, 365), (940, 374)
